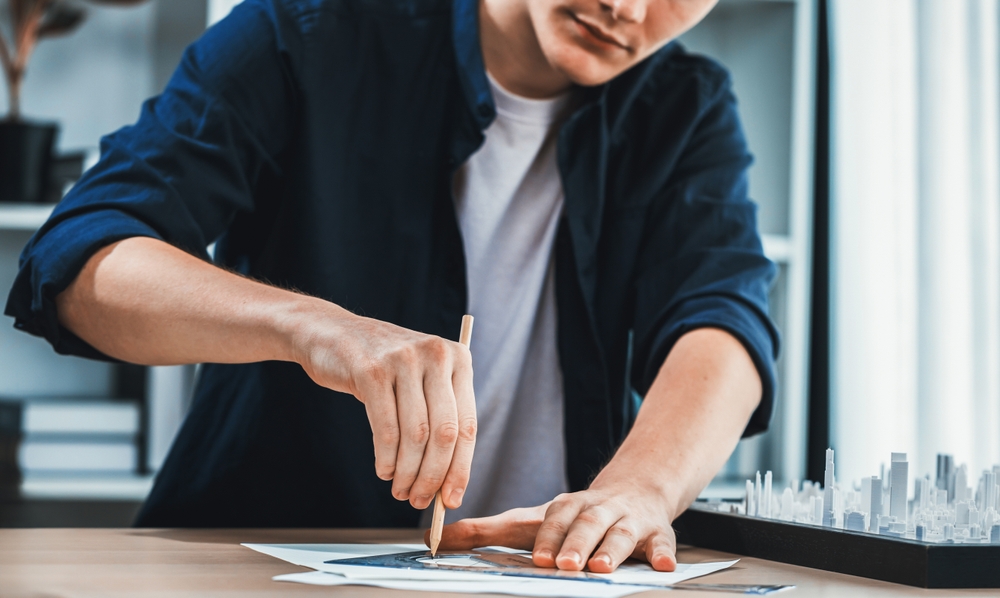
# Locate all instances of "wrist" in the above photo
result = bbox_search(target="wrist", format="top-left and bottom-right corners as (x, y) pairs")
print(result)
(271, 293), (349, 366)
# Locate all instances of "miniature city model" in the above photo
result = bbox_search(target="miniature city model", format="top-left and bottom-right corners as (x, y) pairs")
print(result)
(675, 450), (1000, 587)
(703, 449), (1000, 544)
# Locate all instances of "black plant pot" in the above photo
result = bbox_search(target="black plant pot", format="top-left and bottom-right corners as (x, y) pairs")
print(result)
(0, 121), (58, 203)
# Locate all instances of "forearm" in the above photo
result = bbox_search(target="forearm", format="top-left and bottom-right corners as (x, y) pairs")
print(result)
(56, 235), (476, 509)
(593, 327), (762, 520)
(55, 236), (333, 367)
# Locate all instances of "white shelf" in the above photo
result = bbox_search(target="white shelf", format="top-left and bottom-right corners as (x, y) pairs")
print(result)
(21, 473), (154, 501)
(0, 204), (55, 231)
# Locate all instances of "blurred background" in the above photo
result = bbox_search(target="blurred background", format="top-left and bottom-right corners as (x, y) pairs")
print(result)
(0, 0), (997, 526)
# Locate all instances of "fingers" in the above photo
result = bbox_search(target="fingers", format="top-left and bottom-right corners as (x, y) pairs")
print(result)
(588, 521), (639, 573)
(360, 375), (399, 482)
(531, 495), (583, 568)
(428, 505), (546, 551)
(644, 530), (677, 572)
(407, 342), (460, 509)
(441, 346), (476, 509)
(434, 493), (673, 575)
(530, 492), (674, 574)
(389, 364), (429, 501)
(346, 320), (475, 510)
(553, 504), (623, 571)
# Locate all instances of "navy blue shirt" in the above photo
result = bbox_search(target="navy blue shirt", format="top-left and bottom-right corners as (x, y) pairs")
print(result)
(6, 0), (778, 527)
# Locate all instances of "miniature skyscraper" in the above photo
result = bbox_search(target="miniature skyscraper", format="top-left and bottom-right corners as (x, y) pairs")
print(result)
(846, 511), (865, 531)
(823, 448), (835, 527)
(890, 453), (908, 521)
(869, 476), (883, 532)
(936, 453), (954, 495)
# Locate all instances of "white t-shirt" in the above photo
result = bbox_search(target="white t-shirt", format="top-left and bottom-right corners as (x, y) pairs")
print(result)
(447, 74), (572, 520)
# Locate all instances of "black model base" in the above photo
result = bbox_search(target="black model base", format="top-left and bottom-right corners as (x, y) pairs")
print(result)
(673, 505), (1000, 588)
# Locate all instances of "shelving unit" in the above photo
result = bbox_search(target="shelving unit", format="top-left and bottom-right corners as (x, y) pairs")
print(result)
(0, 3), (211, 521)
(21, 473), (153, 501)
(0, 205), (56, 231)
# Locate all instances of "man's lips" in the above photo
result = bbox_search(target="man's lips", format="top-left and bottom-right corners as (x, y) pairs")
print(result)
(571, 13), (631, 52)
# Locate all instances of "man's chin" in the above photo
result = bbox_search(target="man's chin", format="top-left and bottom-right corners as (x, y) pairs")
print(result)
(550, 48), (629, 88)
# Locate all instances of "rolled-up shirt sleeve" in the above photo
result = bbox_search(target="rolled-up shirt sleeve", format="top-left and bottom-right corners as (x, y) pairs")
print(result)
(631, 74), (780, 437)
(4, 0), (301, 360)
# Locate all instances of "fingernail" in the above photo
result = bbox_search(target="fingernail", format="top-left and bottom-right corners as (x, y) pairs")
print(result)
(535, 550), (552, 561)
(593, 555), (610, 567)
(561, 551), (581, 565)
(449, 488), (464, 506)
(417, 494), (431, 507)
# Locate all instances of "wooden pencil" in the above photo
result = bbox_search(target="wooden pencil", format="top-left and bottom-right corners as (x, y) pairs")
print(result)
(429, 314), (474, 556)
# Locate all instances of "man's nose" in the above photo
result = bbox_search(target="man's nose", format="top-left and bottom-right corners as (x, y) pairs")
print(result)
(599, 0), (646, 23)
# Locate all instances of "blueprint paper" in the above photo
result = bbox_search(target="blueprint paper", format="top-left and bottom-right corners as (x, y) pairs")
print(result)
(245, 543), (500, 582)
(327, 549), (740, 586)
(246, 543), (737, 596)
(244, 543), (425, 568)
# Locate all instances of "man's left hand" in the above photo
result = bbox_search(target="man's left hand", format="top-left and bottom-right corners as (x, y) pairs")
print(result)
(424, 477), (677, 573)
(423, 328), (763, 574)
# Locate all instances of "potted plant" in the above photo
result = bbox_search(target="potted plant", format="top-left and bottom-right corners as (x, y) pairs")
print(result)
(0, 0), (148, 203)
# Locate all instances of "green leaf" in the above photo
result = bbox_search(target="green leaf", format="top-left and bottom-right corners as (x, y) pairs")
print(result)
(37, 0), (86, 39)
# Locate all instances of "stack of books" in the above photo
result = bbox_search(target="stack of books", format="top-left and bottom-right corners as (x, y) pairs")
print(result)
(0, 397), (141, 477)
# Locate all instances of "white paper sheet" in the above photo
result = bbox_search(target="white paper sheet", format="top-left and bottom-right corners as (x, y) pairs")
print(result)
(244, 543), (737, 597)
(273, 570), (657, 597)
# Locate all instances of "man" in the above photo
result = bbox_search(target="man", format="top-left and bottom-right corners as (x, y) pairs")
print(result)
(5, 0), (777, 574)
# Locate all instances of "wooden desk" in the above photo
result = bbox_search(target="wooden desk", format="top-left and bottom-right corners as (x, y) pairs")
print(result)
(0, 528), (996, 597)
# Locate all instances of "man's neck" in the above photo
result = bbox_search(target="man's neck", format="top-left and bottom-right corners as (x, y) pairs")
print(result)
(479, 0), (573, 99)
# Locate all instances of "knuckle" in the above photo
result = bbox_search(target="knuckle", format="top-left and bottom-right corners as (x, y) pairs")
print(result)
(432, 421), (460, 446)
(376, 425), (399, 448)
(552, 493), (574, 505)
(609, 524), (638, 542)
(392, 344), (418, 366)
(538, 518), (570, 536)
(408, 421), (430, 445)
(458, 417), (478, 442)
(420, 337), (450, 361)
(416, 472), (446, 490)
(545, 496), (574, 517)
(576, 509), (605, 526)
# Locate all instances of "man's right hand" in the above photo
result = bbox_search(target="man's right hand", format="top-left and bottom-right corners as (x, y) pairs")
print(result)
(55, 237), (476, 513)
(292, 311), (477, 511)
